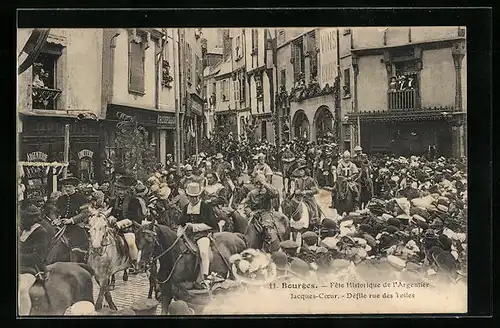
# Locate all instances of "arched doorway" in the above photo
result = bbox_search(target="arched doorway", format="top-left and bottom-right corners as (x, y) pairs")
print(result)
(292, 110), (310, 141)
(314, 106), (335, 141)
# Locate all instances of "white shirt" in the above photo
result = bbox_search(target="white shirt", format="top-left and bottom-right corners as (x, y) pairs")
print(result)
(186, 200), (201, 215)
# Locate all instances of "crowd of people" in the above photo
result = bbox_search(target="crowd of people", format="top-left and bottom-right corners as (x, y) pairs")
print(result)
(17, 135), (468, 315)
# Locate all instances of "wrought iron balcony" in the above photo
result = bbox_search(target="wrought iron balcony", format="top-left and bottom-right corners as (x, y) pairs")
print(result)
(388, 89), (417, 111)
(32, 86), (62, 110)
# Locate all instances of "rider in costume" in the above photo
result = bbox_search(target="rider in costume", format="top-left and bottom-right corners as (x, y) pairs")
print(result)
(18, 205), (50, 315)
(55, 177), (90, 261)
(238, 173), (280, 252)
(336, 151), (360, 209)
(179, 182), (219, 288)
(109, 176), (148, 273)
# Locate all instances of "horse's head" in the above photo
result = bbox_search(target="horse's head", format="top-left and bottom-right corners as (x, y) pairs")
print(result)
(135, 221), (159, 270)
(88, 210), (112, 250)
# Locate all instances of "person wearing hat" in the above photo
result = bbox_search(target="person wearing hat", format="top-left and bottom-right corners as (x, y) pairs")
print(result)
(178, 182), (219, 289)
(18, 204), (50, 315)
(213, 153), (232, 185)
(109, 175), (147, 273)
(281, 144), (296, 195)
(351, 145), (364, 169)
(202, 172), (231, 231)
(335, 151), (361, 208)
(252, 152), (273, 184)
(238, 173), (280, 252)
(179, 164), (204, 192)
(290, 159), (320, 227)
(55, 177), (90, 261)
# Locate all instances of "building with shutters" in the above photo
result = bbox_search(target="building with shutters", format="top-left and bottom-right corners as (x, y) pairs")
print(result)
(342, 27), (467, 158)
(276, 28), (340, 146)
(101, 28), (183, 172)
(18, 28), (107, 190)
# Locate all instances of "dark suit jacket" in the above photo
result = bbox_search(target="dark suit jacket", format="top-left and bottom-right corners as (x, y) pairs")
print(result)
(110, 194), (147, 223)
(179, 201), (219, 238)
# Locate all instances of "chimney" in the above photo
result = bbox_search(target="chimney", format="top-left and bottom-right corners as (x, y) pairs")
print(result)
(222, 29), (232, 61)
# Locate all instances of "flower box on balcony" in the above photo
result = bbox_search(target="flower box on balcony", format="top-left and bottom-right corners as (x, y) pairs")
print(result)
(32, 86), (62, 110)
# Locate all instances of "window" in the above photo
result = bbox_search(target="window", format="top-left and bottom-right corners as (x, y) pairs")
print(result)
(128, 33), (147, 95)
(240, 117), (245, 135)
(195, 55), (202, 91)
(239, 74), (246, 102)
(236, 35), (242, 59)
(221, 79), (229, 102)
(308, 31), (318, 79)
(252, 29), (258, 55)
(261, 120), (267, 141)
(292, 39), (304, 81)
(32, 47), (62, 110)
(233, 79), (239, 103)
(278, 30), (285, 44)
(343, 68), (351, 97)
(280, 69), (286, 87)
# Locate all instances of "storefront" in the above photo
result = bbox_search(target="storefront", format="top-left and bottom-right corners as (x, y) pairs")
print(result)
(157, 112), (177, 165)
(19, 114), (102, 191)
(347, 110), (455, 157)
(185, 94), (204, 157)
(104, 104), (160, 175)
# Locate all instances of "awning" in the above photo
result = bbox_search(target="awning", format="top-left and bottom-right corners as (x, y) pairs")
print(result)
(18, 29), (50, 75)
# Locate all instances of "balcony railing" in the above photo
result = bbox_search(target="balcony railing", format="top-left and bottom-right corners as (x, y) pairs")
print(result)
(32, 86), (62, 110)
(388, 89), (417, 110)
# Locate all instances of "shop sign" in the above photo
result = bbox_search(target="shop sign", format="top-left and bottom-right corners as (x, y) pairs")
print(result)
(157, 113), (176, 128)
(27, 151), (48, 162)
(108, 105), (157, 126)
(78, 149), (94, 159)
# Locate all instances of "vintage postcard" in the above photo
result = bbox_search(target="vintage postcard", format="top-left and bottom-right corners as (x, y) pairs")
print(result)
(17, 26), (467, 316)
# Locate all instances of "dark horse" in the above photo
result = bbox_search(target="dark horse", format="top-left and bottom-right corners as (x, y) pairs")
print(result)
(358, 164), (374, 210)
(135, 222), (247, 314)
(229, 209), (289, 252)
(332, 176), (357, 215)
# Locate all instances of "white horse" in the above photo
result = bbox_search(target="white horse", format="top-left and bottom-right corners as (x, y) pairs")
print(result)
(87, 208), (132, 310)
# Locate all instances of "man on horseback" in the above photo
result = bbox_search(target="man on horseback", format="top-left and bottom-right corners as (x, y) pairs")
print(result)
(290, 159), (320, 227)
(253, 153), (274, 184)
(335, 151), (361, 210)
(281, 143), (296, 195)
(180, 165), (205, 191)
(55, 177), (90, 262)
(109, 176), (148, 273)
(179, 182), (220, 289)
(214, 153), (235, 193)
(18, 204), (50, 315)
(202, 172), (232, 231)
(238, 173), (280, 252)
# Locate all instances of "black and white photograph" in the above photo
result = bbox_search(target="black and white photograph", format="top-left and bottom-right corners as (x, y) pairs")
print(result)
(17, 25), (468, 316)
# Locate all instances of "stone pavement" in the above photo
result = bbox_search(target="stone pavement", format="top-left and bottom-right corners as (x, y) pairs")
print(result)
(93, 173), (338, 314)
(92, 272), (162, 315)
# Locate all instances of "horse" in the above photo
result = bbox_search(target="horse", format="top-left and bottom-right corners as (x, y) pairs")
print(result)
(230, 209), (289, 252)
(333, 176), (357, 215)
(27, 262), (94, 315)
(87, 208), (132, 310)
(42, 205), (86, 265)
(134, 222), (247, 315)
(359, 164), (374, 209)
(281, 195), (318, 243)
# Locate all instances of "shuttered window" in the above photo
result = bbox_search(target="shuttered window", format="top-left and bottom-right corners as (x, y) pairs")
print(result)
(280, 69), (286, 87)
(239, 74), (246, 102)
(308, 31), (318, 79)
(186, 43), (192, 84)
(129, 39), (146, 94)
(252, 29), (258, 50)
(292, 40), (303, 81)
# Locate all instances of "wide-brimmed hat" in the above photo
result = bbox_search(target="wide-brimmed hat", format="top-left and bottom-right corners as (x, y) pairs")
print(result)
(185, 182), (203, 197)
(354, 146), (362, 152)
(114, 176), (137, 189)
(184, 164), (193, 171)
(59, 177), (81, 186)
(215, 153), (224, 159)
(257, 153), (266, 159)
